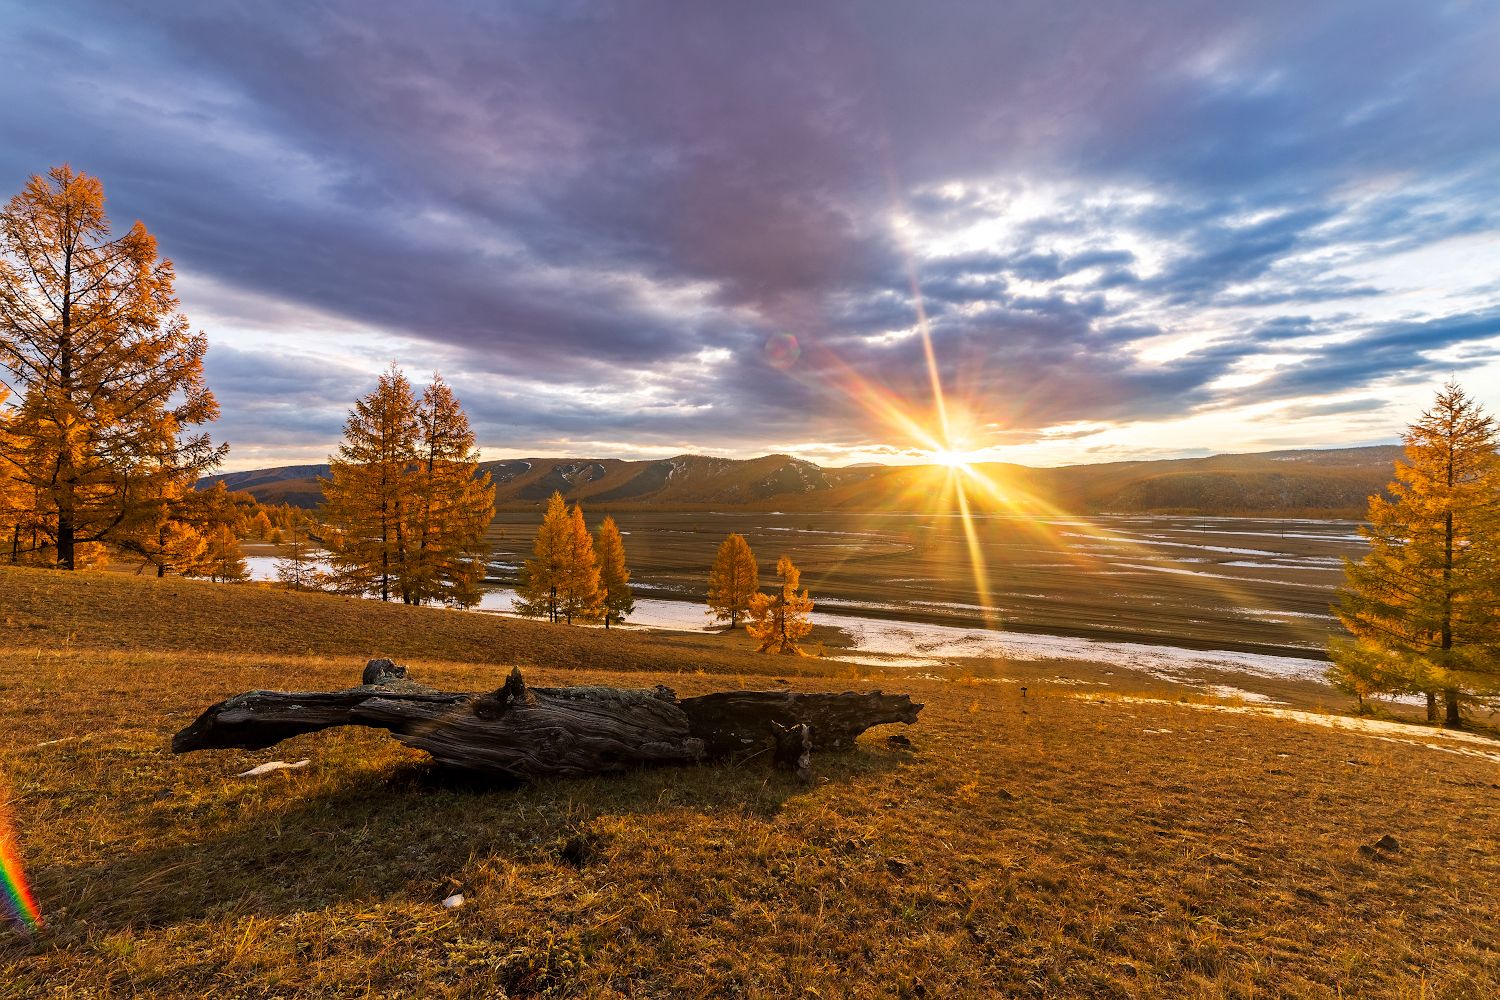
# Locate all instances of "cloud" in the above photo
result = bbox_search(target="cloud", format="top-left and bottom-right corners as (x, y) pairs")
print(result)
(1226, 309), (1500, 406)
(0, 0), (1497, 465)
(1268, 397), (1390, 421)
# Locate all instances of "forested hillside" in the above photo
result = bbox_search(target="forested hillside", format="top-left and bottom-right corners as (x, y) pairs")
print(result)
(203, 445), (1402, 516)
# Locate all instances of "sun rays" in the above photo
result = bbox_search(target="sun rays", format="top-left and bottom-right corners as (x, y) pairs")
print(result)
(765, 242), (1269, 632)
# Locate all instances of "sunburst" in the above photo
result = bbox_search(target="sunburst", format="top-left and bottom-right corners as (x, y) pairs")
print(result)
(767, 227), (1262, 633)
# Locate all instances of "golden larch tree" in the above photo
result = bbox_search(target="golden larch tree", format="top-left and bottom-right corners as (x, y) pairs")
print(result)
(0, 165), (225, 568)
(406, 375), (495, 607)
(321, 365), (419, 600)
(595, 515), (634, 629)
(1330, 382), (1500, 726)
(516, 491), (571, 621)
(707, 532), (759, 628)
(133, 502), (209, 577)
(746, 554), (815, 655)
(556, 502), (604, 625)
(197, 522), (249, 583)
(128, 480), (241, 578)
(0, 389), (38, 560)
(181, 482), (248, 583)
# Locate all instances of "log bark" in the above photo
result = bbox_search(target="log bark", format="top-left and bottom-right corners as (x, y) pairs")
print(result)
(172, 659), (923, 782)
(677, 689), (923, 757)
(771, 722), (813, 784)
(357, 669), (703, 780)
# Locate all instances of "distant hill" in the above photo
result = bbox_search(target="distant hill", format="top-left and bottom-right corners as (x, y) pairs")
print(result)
(200, 445), (1403, 516)
(203, 464), (329, 508)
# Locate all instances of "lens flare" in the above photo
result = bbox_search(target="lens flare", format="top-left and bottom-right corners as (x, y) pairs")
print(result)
(763, 332), (801, 370)
(0, 791), (42, 935)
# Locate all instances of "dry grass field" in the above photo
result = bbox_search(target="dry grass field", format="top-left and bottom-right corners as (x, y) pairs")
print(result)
(2, 565), (1499, 998)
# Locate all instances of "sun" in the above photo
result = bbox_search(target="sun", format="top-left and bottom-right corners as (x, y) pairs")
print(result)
(927, 448), (973, 470)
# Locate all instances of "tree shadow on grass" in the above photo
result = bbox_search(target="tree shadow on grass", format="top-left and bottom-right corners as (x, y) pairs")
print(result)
(24, 742), (911, 939)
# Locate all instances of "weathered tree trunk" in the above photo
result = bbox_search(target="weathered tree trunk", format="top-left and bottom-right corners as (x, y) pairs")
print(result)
(676, 689), (922, 756)
(357, 668), (704, 780)
(173, 659), (923, 782)
(1443, 688), (1462, 729)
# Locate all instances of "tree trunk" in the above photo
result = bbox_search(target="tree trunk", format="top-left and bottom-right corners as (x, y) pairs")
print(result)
(1426, 692), (1438, 723)
(173, 659), (923, 782)
(57, 517), (75, 570)
(1443, 688), (1461, 729)
(57, 238), (76, 572)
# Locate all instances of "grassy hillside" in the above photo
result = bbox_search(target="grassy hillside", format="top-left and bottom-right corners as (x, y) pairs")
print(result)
(201, 445), (1402, 517)
(0, 564), (806, 679)
(3, 566), (1496, 997)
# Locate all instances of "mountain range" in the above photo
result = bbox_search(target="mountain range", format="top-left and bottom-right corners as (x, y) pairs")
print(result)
(201, 445), (1403, 516)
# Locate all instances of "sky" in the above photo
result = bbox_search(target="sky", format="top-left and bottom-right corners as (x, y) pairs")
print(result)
(2, 1), (1498, 471)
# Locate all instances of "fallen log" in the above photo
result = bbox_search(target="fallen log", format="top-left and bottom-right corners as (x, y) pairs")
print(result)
(172, 659), (923, 782)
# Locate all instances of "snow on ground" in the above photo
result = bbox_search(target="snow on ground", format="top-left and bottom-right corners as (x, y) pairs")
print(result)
(1203, 685), (1287, 704)
(1059, 531), (1283, 557)
(826, 614), (1330, 683)
(468, 587), (1332, 685)
(244, 555), (331, 580)
(1237, 608), (1338, 622)
(762, 527), (901, 540)
(1107, 562), (1327, 589)
(1079, 695), (1500, 764)
(1174, 529), (1365, 543)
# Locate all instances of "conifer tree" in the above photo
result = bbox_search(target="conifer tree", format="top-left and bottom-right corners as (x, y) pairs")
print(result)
(322, 366), (419, 600)
(3, 477), (49, 565)
(1331, 382), (1500, 726)
(746, 555), (815, 655)
(275, 517), (320, 591)
(138, 516), (210, 578)
(406, 375), (495, 607)
(557, 503), (605, 625)
(0, 166), (225, 568)
(0, 390), (42, 562)
(707, 532), (759, 628)
(322, 369), (493, 606)
(195, 523), (249, 583)
(516, 491), (570, 621)
(125, 480), (239, 578)
(595, 515), (634, 629)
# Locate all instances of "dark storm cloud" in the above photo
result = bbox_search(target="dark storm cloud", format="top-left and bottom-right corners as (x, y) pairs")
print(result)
(1144, 206), (1340, 303)
(1229, 308), (1500, 406)
(1, 0), (1498, 460)
(203, 347), (366, 447)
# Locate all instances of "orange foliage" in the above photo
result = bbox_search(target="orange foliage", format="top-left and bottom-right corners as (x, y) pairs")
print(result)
(0, 165), (225, 569)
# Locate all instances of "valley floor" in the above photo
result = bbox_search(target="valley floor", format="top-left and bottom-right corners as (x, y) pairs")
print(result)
(1, 566), (1497, 998)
